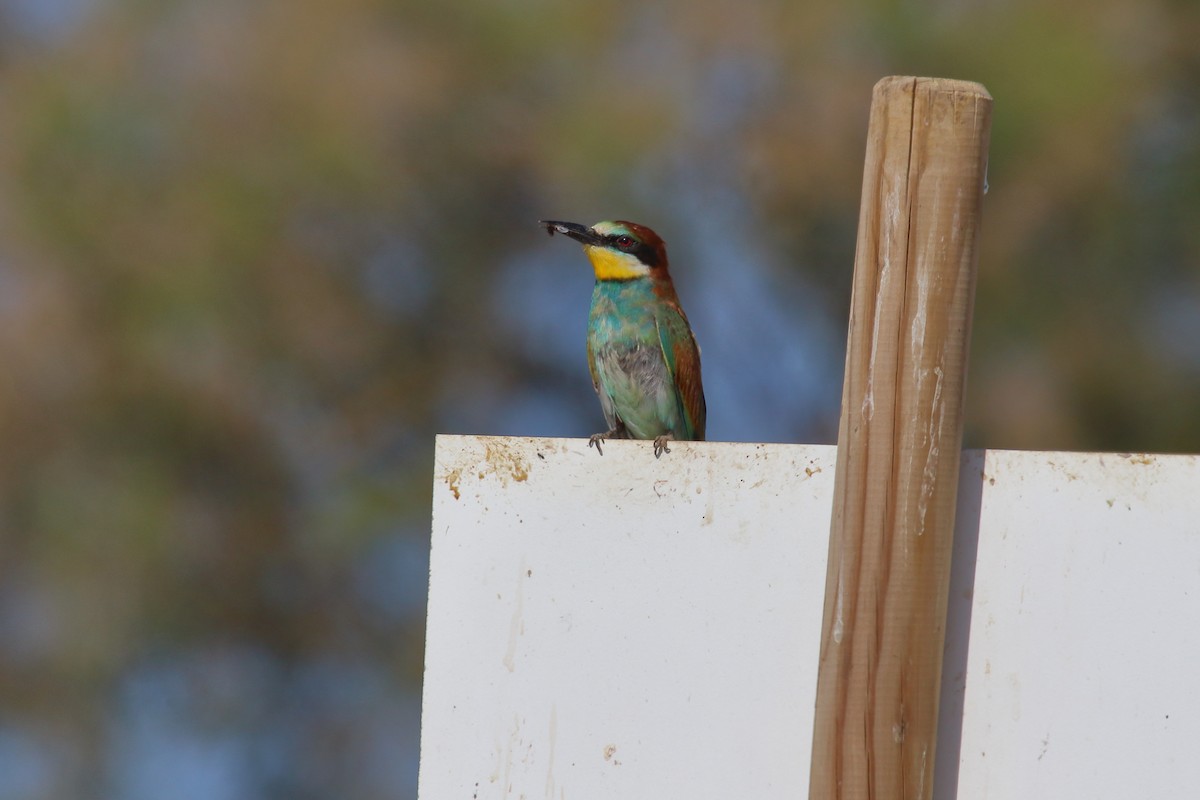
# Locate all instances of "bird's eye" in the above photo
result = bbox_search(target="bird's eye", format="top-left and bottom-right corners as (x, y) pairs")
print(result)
(615, 235), (635, 250)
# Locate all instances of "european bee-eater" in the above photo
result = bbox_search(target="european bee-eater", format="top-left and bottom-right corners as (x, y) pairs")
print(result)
(540, 219), (706, 457)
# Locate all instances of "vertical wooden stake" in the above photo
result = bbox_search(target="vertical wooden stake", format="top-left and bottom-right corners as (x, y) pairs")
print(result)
(809, 77), (992, 799)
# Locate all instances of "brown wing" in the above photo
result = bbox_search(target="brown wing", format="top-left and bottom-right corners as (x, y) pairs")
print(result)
(672, 332), (706, 440)
(655, 302), (706, 441)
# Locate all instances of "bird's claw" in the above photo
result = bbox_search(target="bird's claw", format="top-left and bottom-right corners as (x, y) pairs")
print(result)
(588, 425), (628, 456)
(588, 433), (607, 456)
(652, 435), (673, 458)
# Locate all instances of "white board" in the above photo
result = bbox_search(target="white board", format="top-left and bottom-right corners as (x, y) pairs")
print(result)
(940, 449), (1200, 798)
(422, 436), (833, 798)
(420, 436), (1200, 799)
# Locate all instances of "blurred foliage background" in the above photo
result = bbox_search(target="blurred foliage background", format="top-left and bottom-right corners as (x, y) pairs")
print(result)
(0, 0), (1197, 796)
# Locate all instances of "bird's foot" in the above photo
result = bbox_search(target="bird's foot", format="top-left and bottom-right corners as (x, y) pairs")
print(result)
(587, 426), (625, 456)
(652, 434), (673, 458)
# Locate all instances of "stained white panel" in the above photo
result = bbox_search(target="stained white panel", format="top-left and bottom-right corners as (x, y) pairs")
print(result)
(421, 436), (833, 799)
(942, 450), (1200, 799)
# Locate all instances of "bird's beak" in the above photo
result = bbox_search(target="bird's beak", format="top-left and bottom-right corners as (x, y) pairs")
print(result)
(539, 220), (604, 246)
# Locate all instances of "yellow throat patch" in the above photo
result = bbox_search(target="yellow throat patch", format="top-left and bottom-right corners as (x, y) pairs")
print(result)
(583, 245), (650, 281)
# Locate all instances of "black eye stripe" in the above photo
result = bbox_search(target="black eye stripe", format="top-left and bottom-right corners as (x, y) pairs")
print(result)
(605, 234), (660, 267)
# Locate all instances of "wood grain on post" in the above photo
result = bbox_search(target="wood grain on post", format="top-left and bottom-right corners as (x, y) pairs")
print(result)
(809, 77), (992, 800)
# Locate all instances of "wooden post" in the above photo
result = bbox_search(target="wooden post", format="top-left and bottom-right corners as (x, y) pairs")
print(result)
(809, 77), (992, 799)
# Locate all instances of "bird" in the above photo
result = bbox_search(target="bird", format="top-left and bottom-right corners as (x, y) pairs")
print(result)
(540, 219), (705, 457)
